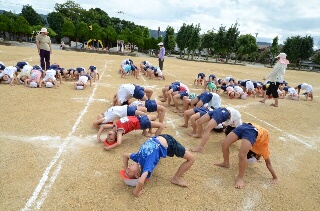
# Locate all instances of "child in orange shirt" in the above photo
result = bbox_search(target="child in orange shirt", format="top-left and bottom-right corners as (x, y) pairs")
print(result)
(215, 123), (278, 189)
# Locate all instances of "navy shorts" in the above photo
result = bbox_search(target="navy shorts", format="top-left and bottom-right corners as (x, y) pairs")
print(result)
(209, 74), (216, 80)
(172, 82), (180, 86)
(193, 107), (209, 117)
(179, 91), (188, 99)
(232, 123), (258, 145)
(197, 92), (213, 104)
(76, 67), (84, 73)
(221, 85), (227, 91)
(158, 134), (186, 157)
(133, 85), (145, 99)
(127, 106), (137, 116)
(208, 107), (230, 124)
(283, 86), (289, 92)
(145, 99), (157, 112)
(297, 84), (302, 89)
(240, 81), (246, 87)
(169, 84), (180, 92)
(137, 115), (151, 130)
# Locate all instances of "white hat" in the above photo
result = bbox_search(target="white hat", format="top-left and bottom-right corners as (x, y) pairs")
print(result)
(158, 42), (163, 46)
(30, 82), (38, 88)
(276, 52), (290, 65)
(46, 82), (53, 88)
(120, 170), (139, 186)
(40, 28), (48, 34)
(276, 52), (287, 59)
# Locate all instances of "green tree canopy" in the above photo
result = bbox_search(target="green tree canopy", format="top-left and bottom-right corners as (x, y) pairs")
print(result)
(47, 12), (64, 39)
(235, 34), (258, 62)
(21, 5), (45, 26)
(62, 18), (75, 38)
(163, 26), (175, 55)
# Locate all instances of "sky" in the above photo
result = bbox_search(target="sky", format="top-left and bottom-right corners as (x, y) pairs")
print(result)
(1, 0), (320, 47)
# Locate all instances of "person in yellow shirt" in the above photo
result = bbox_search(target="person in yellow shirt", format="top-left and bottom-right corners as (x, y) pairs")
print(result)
(215, 123), (278, 189)
(36, 28), (52, 70)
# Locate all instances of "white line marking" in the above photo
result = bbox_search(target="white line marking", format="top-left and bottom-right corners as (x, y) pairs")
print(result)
(22, 62), (109, 210)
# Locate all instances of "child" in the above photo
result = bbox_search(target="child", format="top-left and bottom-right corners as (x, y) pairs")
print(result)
(73, 67), (85, 80)
(41, 68), (58, 88)
(28, 68), (43, 88)
(206, 81), (218, 92)
(17, 65), (33, 85)
(121, 65), (132, 78)
(172, 85), (190, 112)
(194, 73), (205, 86)
(15, 61), (29, 72)
(140, 61), (151, 75)
(74, 75), (92, 90)
(97, 115), (165, 150)
(0, 66), (19, 86)
(287, 87), (299, 100)
(190, 91), (213, 108)
(92, 105), (147, 129)
(122, 134), (195, 196)
(215, 123), (278, 189)
(190, 107), (242, 152)
(295, 83), (313, 101)
(0, 62), (5, 72)
(88, 65), (99, 82)
(48, 63), (63, 84)
(114, 84), (153, 106)
(147, 66), (165, 80)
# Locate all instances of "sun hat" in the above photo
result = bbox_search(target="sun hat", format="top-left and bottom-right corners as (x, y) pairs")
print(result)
(40, 28), (48, 34)
(46, 82), (53, 88)
(158, 42), (163, 46)
(119, 169), (139, 186)
(30, 82), (38, 88)
(276, 52), (289, 65)
(76, 85), (84, 90)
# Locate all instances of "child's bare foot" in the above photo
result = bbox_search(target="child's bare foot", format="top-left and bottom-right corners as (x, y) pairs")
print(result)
(189, 146), (203, 152)
(187, 132), (196, 136)
(235, 176), (245, 189)
(180, 124), (188, 128)
(171, 176), (188, 187)
(142, 131), (151, 137)
(214, 162), (230, 168)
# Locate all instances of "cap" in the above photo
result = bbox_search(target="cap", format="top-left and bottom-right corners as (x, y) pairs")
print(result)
(30, 82), (38, 88)
(46, 82), (53, 88)
(119, 169), (139, 186)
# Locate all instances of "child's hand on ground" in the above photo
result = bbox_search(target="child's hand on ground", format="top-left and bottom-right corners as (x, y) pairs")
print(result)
(270, 178), (278, 185)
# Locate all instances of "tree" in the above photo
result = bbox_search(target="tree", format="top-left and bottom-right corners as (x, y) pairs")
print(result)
(21, 5), (45, 26)
(12, 16), (32, 41)
(213, 25), (227, 61)
(105, 25), (117, 48)
(62, 18), (75, 38)
(163, 26), (175, 55)
(131, 26), (144, 52)
(0, 14), (13, 39)
(47, 12), (64, 39)
(54, 0), (84, 23)
(311, 51), (320, 65)
(201, 30), (215, 60)
(235, 34), (258, 63)
(75, 21), (89, 44)
(176, 24), (188, 58)
(269, 36), (279, 66)
(187, 24), (201, 59)
(282, 35), (314, 69)
(225, 22), (240, 62)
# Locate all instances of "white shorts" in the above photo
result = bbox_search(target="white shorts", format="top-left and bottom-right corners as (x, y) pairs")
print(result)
(117, 84), (135, 104)
(78, 76), (88, 84)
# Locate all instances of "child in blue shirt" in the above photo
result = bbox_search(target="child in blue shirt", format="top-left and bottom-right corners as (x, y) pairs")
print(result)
(122, 134), (195, 196)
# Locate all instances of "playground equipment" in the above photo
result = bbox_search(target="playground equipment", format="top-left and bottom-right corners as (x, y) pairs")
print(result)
(86, 39), (103, 49)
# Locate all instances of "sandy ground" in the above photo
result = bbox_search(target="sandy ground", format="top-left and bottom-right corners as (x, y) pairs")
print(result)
(0, 44), (319, 211)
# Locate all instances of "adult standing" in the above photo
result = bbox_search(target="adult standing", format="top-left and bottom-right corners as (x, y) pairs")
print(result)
(36, 28), (52, 71)
(158, 42), (165, 70)
(259, 52), (289, 107)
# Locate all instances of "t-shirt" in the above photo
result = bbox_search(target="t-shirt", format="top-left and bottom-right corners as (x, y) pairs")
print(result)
(115, 116), (140, 134)
(44, 69), (56, 81)
(130, 137), (167, 178)
(36, 34), (51, 51)
(17, 65), (32, 80)
(251, 123), (270, 160)
(246, 80), (254, 90)
(224, 107), (242, 127)
(103, 105), (128, 123)
(207, 93), (221, 109)
(30, 69), (42, 82)
(0, 66), (17, 78)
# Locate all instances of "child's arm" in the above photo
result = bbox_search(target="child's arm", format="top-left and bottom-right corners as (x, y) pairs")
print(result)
(133, 172), (148, 196)
(122, 153), (132, 169)
(265, 157), (278, 184)
(104, 131), (123, 151)
(97, 124), (113, 142)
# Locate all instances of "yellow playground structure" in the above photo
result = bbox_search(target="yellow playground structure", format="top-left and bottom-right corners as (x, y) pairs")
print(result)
(86, 39), (103, 49)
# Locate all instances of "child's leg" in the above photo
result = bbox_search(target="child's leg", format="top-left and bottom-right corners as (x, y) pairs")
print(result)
(181, 109), (194, 127)
(136, 106), (147, 114)
(157, 105), (166, 123)
(190, 113), (201, 135)
(234, 139), (252, 189)
(190, 118), (217, 152)
(171, 150), (195, 187)
(214, 131), (239, 168)
(194, 113), (211, 138)
(144, 88), (153, 99)
(150, 121), (165, 135)
(173, 94), (181, 110)
(195, 100), (204, 108)
(92, 117), (104, 129)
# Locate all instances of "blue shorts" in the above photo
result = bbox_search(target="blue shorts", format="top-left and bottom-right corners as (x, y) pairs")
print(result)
(221, 85), (227, 91)
(68, 69), (74, 74)
(240, 81), (246, 87)
(137, 115), (151, 130)
(76, 67), (84, 73)
(297, 84), (302, 89)
(133, 85), (145, 99)
(131, 65), (137, 71)
(145, 99), (157, 112)
(172, 82), (180, 86)
(179, 91), (188, 99)
(89, 66), (96, 72)
(127, 106), (137, 116)
(208, 108), (230, 124)
(143, 66), (149, 71)
(198, 92), (213, 104)
(158, 134), (186, 157)
(218, 79), (222, 84)
(169, 84), (180, 92)
(283, 86), (289, 92)
(209, 74), (216, 80)
(193, 107), (209, 117)
(232, 123), (258, 145)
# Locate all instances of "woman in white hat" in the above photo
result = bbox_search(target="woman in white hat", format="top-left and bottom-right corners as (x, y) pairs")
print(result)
(158, 42), (165, 71)
(259, 52), (289, 107)
(36, 27), (52, 70)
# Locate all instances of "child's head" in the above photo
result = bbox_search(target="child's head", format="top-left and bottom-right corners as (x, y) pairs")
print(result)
(228, 91), (235, 99)
(105, 130), (117, 143)
(2, 74), (10, 81)
(125, 162), (142, 179)
(247, 89), (253, 96)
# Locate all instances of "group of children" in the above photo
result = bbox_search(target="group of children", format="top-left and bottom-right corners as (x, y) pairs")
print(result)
(118, 59), (165, 80)
(0, 61), (98, 90)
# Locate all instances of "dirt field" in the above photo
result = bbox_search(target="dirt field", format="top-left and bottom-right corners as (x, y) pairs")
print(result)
(0, 44), (319, 210)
